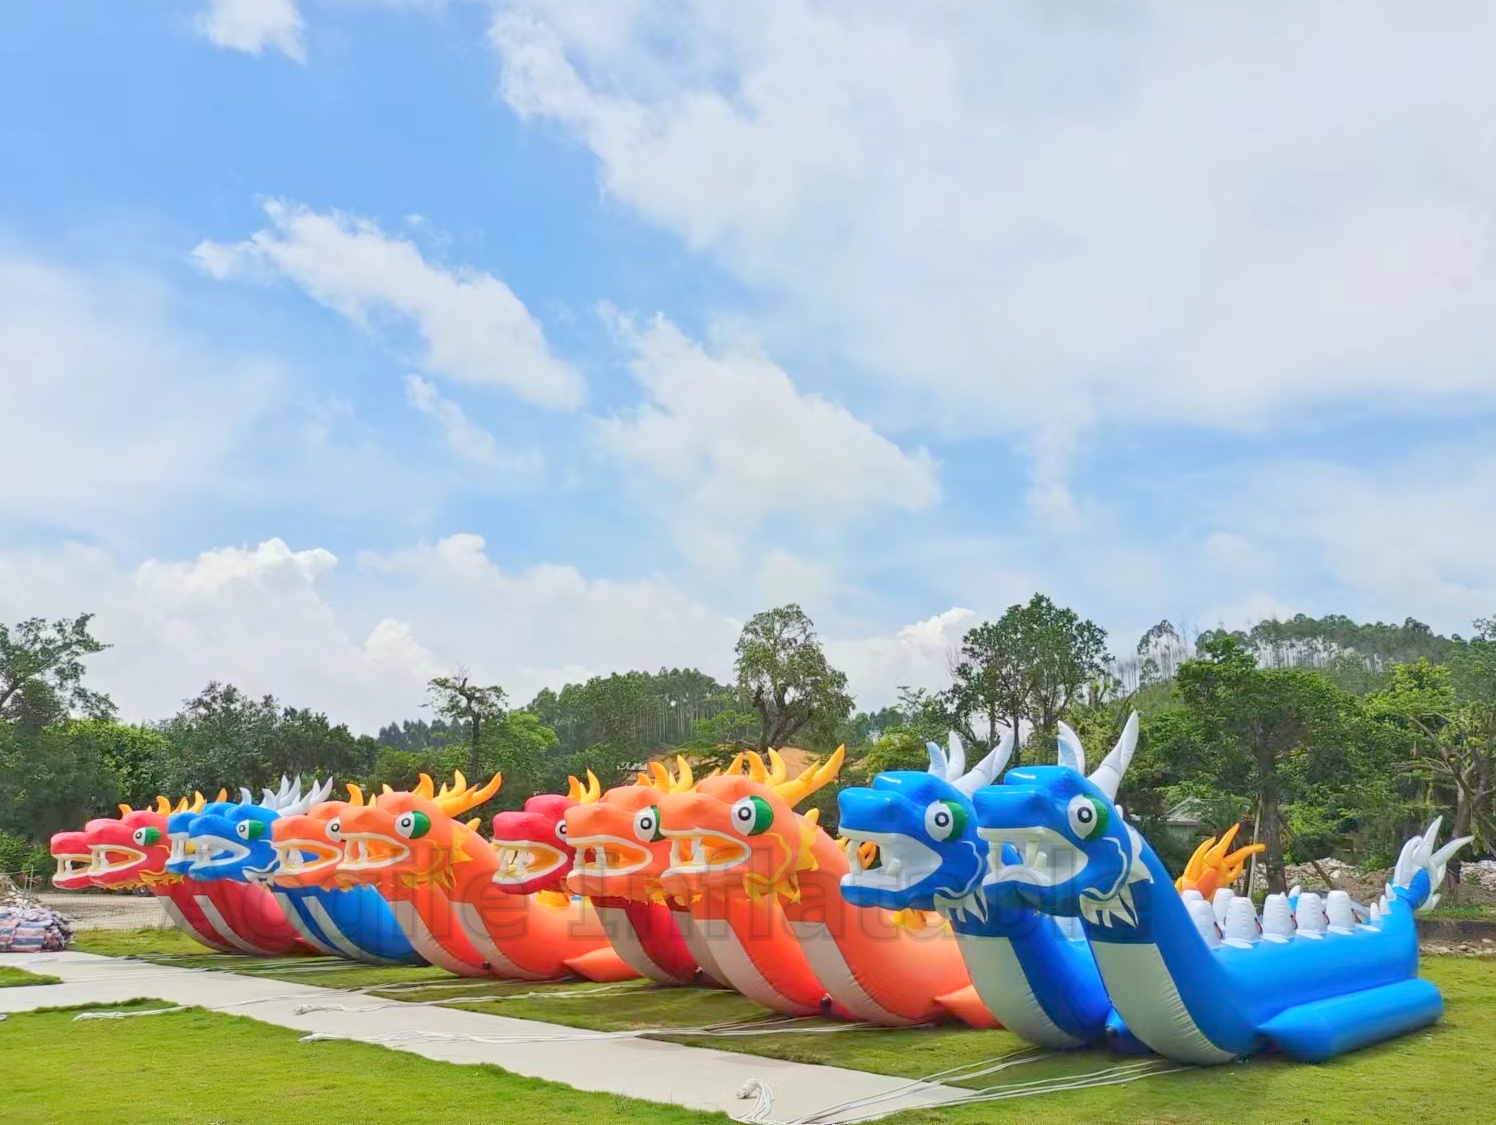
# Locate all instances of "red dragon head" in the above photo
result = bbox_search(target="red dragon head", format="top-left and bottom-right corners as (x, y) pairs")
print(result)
(80, 795), (198, 889)
(489, 771), (601, 895)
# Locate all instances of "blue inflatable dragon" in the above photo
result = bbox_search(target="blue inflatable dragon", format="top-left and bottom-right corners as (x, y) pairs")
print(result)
(838, 729), (1125, 1048)
(973, 712), (1471, 1064)
(188, 777), (424, 965)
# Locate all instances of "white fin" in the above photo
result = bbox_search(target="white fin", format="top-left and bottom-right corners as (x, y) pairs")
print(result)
(946, 731), (967, 780)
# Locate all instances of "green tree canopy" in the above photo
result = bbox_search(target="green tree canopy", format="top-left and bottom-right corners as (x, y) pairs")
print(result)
(734, 604), (854, 750)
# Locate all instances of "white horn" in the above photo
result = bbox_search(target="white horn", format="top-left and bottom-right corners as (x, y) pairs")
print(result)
(954, 728), (1014, 795)
(239, 787), (255, 805)
(282, 777), (335, 818)
(1056, 721), (1086, 774)
(946, 731), (967, 780)
(1087, 711), (1139, 801)
(926, 741), (948, 778)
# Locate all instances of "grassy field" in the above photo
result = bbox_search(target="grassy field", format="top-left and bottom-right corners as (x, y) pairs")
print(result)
(0, 966), (59, 987)
(62, 930), (1496, 1123)
(0, 1001), (723, 1125)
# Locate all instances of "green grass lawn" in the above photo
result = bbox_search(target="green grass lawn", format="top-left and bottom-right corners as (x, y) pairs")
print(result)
(0, 1001), (723, 1125)
(62, 928), (1496, 1124)
(0, 966), (59, 987)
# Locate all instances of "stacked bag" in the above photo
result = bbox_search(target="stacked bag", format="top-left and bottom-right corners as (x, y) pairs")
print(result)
(0, 873), (73, 952)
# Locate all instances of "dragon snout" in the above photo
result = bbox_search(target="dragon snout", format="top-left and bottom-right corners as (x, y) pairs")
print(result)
(973, 785), (1053, 831)
(836, 789), (905, 834)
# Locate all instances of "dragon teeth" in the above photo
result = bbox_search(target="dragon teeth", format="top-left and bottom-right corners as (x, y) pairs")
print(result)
(1261, 893), (1294, 941)
(1211, 887), (1235, 927)
(1223, 896), (1259, 945)
(848, 843), (864, 873)
(1295, 892), (1327, 936)
(1325, 890), (1356, 931)
(1187, 898), (1222, 948)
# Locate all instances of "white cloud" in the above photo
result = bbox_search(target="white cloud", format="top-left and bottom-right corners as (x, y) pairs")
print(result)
(490, 1), (1496, 496)
(194, 200), (585, 409)
(403, 373), (543, 478)
(0, 254), (280, 536)
(597, 311), (938, 552)
(828, 608), (978, 711)
(195, 0), (307, 63)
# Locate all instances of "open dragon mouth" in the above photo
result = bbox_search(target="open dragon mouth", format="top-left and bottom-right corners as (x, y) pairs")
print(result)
(167, 833), (198, 867)
(53, 853), (91, 880)
(192, 835), (250, 869)
(491, 839), (569, 885)
(273, 839), (342, 879)
(88, 844), (146, 877)
(569, 835), (651, 879)
(837, 829), (940, 891)
(662, 830), (749, 876)
(338, 833), (411, 872)
(977, 825), (1087, 888)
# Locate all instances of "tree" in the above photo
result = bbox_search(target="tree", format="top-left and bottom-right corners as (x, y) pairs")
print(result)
(1175, 635), (1353, 892)
(0, 614), (114, 722)
(734, 605), (854, 750)
(945, 594), (1109, 765)
(427, 671), (508, 780)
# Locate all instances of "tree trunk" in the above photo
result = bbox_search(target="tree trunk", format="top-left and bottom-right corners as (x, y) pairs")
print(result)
(470, 713), (481, 781)
(1257, 741), (1286, 894)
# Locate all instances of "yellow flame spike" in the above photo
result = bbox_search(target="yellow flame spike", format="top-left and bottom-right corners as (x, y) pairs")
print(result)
(803, 807), (821, 826)
(452, 770), (467, 793)
(745, 752), (769, 783)
(345, 783), (365, 807)
(765, 749), (789, 786)
(214, 788), (228, 803)
(118, 803), (132, 818)
(582, 770), (602, 804)
(434, 772), (503, 817)
(646, 761), (672, 793)
(567, 775), (583, 802)
(415, 774), (435, 799)
(381, 784), (394, 795)
(671, 756), (694, 794)
(155, 796), (171, 816)
(174, 796), (190, 813)
(194, 792), (209, 812)
(772, 745), (846, 808)
(466, 818), (480, 831)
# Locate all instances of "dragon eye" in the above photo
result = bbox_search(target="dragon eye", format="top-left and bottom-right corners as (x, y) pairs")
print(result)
(730, 795), (773, 836)
(633, 806), (663, 843)
(236, 820), (265, 841)
(132, 827), (162, 846)
(1067, 794), (1109, 840)
(923, 799), (967, 842)
(555, 821), (569, 841)
(326, 818), (342, 841)
(394, 811), (430, 839)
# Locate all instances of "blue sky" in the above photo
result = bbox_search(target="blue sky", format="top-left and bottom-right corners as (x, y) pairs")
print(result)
(3, 1), (1495, 732)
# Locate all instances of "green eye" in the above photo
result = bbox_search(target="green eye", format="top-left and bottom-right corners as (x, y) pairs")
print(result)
(395, 810), (430, 839)
(730, 795), (773, 836)
(1067, 795), (1109, 840)
(236, 820), (266, 840)
(924, 799), (968, 842)
(633, 805), (664, 843)
(133, 826), (162, 847)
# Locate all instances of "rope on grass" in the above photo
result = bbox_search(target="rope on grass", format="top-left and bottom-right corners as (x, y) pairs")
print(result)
(294, 981), (642, 1015)
(297, 1014), (887, 1047)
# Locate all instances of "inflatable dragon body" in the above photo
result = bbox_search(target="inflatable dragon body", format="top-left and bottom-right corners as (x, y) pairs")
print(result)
(838, 728), (1260, 1048)
(973, 712), (1471, 1063)
(184, 777), (424, 965)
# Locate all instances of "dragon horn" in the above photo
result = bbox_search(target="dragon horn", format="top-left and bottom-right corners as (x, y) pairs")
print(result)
(946, 732), (966, 780)
(381, 784), (394, 795)
(925, 740), (948, 778)
(214, 788), (228, 803)
(953, 729), (1013, 795)
(346, 783), (365, 807)
(567, 775), (583, 802)
(453, 770), (468, 792)
(415, 774), (435, 799)
(260, 788), (277, 806)
(284, 777), (334, 817)
(670, 756), (693, 794)
(434, 772), (503, 817)
(744, 752), (768, 783)
(175, 796), (190, 813)
(772, 746), (846, 808)
(803, 807), (821, 826)
(239, 787), (255, 805)
(154, 796), (171, 816)
(766, 749), (790, 785)
(584, 769), (602, 803)
(1087, 711), (1139, 801)
(647, 761), (672, 792)
(118, 803), (132, 817)
(195, 792), (209, 812)
(1056, 721), (1087, 774)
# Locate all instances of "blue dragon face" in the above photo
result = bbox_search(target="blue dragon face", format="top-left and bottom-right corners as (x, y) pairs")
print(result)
(838, 771), (985, 913)
(166, 802), (234, 875)
(188, 804), (281, 883)
(974, 766), (1147, 926)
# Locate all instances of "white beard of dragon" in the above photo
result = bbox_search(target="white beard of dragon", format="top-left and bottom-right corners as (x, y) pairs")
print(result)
(1077, 825), (1152, 928)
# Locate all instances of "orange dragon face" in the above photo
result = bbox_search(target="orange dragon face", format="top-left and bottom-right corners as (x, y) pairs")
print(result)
(563, 767), (687, 900)
(656, 748), (844, 903)
(331, 772), (501, 893)
(272, 798), (352, 889)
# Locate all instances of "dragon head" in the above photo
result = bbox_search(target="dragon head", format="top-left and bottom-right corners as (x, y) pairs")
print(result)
(974, 712), (1152, 928)
(270, 783), (375, 889)
(81, 796), (186, 888)
(490, 771), (601, 895)
(165, 789), (227, 875)
(190, 777), (335, 884)
(657, 747), (845, 903)
(49, 828), (95, 890)
(331, 771), (502, 892)
(563, 757), (699, 901)
(838, 730), (1012, 916)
